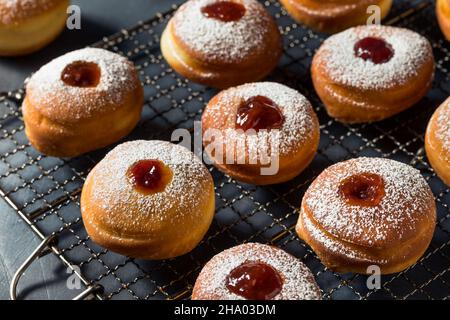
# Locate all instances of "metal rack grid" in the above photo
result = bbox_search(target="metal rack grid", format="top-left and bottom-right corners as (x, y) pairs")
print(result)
(1, 0), (449, 300)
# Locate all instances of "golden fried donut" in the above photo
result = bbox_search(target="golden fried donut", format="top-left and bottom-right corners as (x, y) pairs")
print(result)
(0, 0), (69, 56)
(23, 48), (144, 158)
(161, 0), (282, 89)
(81, 140), (215, 260)
(437, 0), (450, 40)
(279, 0), (392, 33)
(202, 82), (320, 185)
(192, 243), (322, 300)
(425, 98), (450, 187)
(296, 157), (436, 274)
(311, 25), (435, 123)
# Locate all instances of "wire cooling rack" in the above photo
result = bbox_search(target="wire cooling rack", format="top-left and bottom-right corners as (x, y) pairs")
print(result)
(1, 0), (450, 300)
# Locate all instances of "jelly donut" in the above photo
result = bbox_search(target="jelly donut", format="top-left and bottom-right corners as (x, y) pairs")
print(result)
(23, 48), (144, 158)
(296, 157), (436, 274)
(425, 98), (450, 187)
(161, 0), (282, 88)
(437, 0), (450, 40)
(81, 140), (215, 260)
(311, 25), (435, 123)
(280, 0), (393, 34)
(0, 0), (69, 56)
(202, 82), (320, 185)
(192, 243), (322, 300)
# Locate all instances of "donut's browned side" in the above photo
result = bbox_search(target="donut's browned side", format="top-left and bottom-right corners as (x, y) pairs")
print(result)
(279, 0), (392, 34)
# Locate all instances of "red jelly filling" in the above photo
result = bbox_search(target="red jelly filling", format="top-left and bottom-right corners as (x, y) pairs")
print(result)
(225, 261), (283, 300)
(354, 37), (394, 64)
(201, 1), (246, 22)
(61, 61), (101, 87)
(236, 96), (284, 131)
(127, 160), (173, 195)
(339, 172), (385, 206)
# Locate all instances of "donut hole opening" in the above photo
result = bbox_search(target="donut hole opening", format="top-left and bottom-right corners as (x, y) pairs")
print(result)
(61, 61), (101, 88)
(235, 95), (284, 131)
(339, 172), (385, 206)
(201, 1), (246, 22)
(127, 160), (173, 195)
(225, 261), (283, 300)
(354, 37), (394, 64)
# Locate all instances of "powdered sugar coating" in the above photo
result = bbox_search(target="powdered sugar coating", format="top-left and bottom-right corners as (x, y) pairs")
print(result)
(203, 82), (318, 155)
(315, 25), (433, 90)
(82, 140), (213, 234)
(26, 48), (140, 122)
(172, 0), (276, 63)
(0, 0), (62, 25)
(193, 243), (322, 300)
(436, 101), (450, 159)
(305, 157), (435, 247)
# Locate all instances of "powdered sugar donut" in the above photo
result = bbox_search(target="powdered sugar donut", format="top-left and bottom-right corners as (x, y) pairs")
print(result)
(0, 0), (69, 56)
(161, 0), (282, 88)
(81, 140), (215, 260)
(296, 157), (436, 274)
(280, 0), (393, 34)
(312, 25), (435, 123)
(202, 82), (320, 185)
(23, 48), (144, 157)
(425, 98), (450, 187)
(192, 243), (322, 300)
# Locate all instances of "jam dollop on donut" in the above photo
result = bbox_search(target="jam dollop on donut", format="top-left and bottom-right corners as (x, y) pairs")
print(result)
(235, 95), (284, 131)
(127, 160), (173, 195)
(201, 1), (246, 22)
(61, 61), (101, 87)
(339, 172), (385, 206)
(225, 261), (283, 300)
(354, 37), (394, 64)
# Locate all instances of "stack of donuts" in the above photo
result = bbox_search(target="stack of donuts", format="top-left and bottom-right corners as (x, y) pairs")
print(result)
(12, 0), (449, 300)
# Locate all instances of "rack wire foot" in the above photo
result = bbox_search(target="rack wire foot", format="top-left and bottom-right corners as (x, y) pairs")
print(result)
(10, 235), (103, 300)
